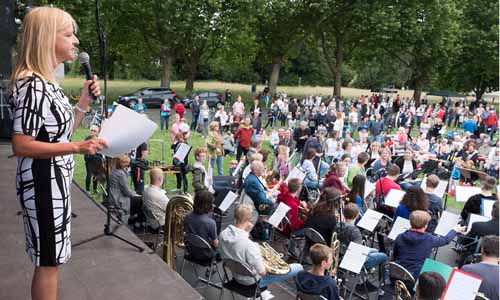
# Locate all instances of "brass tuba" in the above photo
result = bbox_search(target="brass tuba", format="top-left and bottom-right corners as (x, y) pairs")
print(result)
(395, 280), (412, 300)
(259, 242), (290, 275)
(162, 194), (193, 270)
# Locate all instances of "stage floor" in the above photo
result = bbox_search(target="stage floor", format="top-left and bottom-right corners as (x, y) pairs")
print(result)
(0, 143), (201, 300)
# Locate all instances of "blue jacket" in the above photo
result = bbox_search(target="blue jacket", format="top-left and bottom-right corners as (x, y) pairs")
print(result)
(393, 229), (456, 279)
(394, 204), (410, 220)
(296, 271), (340, 300)
(462, 120), (477, 134)
(244, 173), (273, 209)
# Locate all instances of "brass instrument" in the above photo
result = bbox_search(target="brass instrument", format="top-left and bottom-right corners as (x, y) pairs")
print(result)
(395, 280), (412, 300)
(162, 194), (193, 270)
(329, 232), (341, 278)
(259, 242), (290, 275)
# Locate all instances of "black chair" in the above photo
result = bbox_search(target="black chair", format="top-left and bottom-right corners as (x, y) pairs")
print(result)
(140, 205), (163, 253)
(384, 262), (415, 294)
(181, 234), (222, 292)
(299, 228), (327, 264)
(220, 258), (262, 300)
(296, 290), (328, 300)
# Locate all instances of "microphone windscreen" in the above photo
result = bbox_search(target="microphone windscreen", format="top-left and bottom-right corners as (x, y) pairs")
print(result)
(78, 52), (90, 64)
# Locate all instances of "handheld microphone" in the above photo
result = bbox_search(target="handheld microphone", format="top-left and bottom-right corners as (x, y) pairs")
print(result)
(78, 52), (93, 80)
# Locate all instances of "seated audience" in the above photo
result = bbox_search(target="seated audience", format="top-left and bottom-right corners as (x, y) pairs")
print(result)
(184, 190), (219, 259)
(109, 154), (140, 224)
(142, 167), (169, 228)
(219, 203), (303, 288)
(296, 244), (341, 300)
(304, 188), (339, 247)
(460, 176), (497, 221)
(372, 147), (392, 174)
(393, 210), (464, 280)
(395, 186), (429, 220)
(461, 235), (499, 300)
(415, 272), (446, 300)
(302, 148), (323, 190)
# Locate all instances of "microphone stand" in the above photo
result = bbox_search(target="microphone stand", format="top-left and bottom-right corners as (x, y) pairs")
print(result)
(74, 0), (143, 252)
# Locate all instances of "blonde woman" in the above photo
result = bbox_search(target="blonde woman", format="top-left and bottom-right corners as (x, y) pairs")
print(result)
(207, 121), (224, 175)
(9, 7), (106, 300)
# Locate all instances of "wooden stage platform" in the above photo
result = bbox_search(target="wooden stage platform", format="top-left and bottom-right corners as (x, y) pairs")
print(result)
(0, 143), (201, 300)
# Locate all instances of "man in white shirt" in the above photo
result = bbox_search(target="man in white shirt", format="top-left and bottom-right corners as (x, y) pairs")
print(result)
(219, 203), (302, 288)
(142, 167), (169, 228)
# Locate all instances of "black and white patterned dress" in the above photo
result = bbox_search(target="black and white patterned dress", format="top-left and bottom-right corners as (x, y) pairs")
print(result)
(12, 73), (75, 267)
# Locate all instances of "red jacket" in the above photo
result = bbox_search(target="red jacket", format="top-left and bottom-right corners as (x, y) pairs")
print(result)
(234, 127), (254, 149)
(485, 113), (498, 127)
(174, 103), (185, 118)
(375, 177), (401, 197)
(277, 190), (305, 234)
(322, 171), (346, 194)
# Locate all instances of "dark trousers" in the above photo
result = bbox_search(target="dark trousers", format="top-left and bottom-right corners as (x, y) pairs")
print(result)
(160, 116), (169, 130)
(176, 166), (188, 193)
(191, 113), (199, 130)
(236, 144), (249, 162)
(85, 161), (97, 192)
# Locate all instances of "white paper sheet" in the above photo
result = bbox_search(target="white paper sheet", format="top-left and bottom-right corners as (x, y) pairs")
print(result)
(481, 199), (495, 217)
(356, 209), (384, 232)
(420, 177), (448, 198)
(218, 191), (239, 213)
(285, 166), (306, 184)
(434, 211), (461, 236)
(174, 143), (191, 162)
(266, 202), (291, 228)
(388, 217), (411, 240)
(455, 186), (482, 203)
(467, 213), (491, 232)
(98, 105), (158, 157)
(384, 189), (406, 208)
(339, 242), (370, 274)
(364, 181), (376, 199)
(442, 270), (482, 300)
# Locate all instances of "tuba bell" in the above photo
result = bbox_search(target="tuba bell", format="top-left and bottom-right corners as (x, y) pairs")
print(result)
(162, 194), (193, 270)
(395, 280), (412, 300)
(259, 242), (290, 275)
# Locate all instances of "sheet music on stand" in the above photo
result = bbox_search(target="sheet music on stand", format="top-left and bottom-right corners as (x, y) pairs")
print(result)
(357, 209), (384, 232)
(388, 217), (411, 240)
(384, 189), (406, 208)
(173, 142), (191, 163)
(285, 166), (306, 184)
(266, 202), (291, 228)
(339, 242), (371, 274)
(218, 191), (239, 213)
(441, 269), (482, 300)
(455, 186), (482, 203)
(364, 181), (376, 199)
(434, 211), (461, 236)
(467, 213), (491, 232)
(481, 199), (495, 217)
(420, 177), (448, 198)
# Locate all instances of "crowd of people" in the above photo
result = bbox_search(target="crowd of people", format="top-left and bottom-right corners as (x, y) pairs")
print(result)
(85, 90), (499, 300)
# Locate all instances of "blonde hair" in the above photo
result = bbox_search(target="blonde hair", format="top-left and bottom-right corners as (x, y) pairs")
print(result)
(234, 203), (253, 224)
(10, 7), (77, 89)
(114, 154), (130, 169)
(209, 121), (219, 131)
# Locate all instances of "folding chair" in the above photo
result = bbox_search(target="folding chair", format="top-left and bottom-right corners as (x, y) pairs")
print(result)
(140, 205), (164, 253)
(384, 262), (415, 296)
(181, 234), (223, 292)
(299, 228), (327, 264)
(270, 216), (305, 259)
(220, 258), (262, 300)
(296, 290), (328, 300)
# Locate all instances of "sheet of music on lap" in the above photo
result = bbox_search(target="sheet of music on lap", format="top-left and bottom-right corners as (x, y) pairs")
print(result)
(441, 269), (482, 300)
(388, 217), (411, 240)
(481, 199), (495, 217)
(357, 209), (384, 232)
(266, 202), (291, 228)
(467, 213), (491, 232)
(420, 177), (448, 198)
(285, 167), (306, 184)
(384, 189), (406, 208)
(364, 181), (376, 199)
(434, 211), (461, 236)
(339, 242), (371, 274)
(455, 186), (482, 202)
(218, 191), (239, 213)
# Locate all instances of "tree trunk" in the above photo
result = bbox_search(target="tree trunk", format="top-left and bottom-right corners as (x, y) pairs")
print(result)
(160, 47), (174, 88)
(268, 56), (282, 96)
(333, 36), (344, 98)
(185, 61), (197, 92)
(413, 78), (423, 106)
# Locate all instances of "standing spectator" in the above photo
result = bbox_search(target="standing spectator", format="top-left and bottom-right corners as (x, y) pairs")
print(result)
(190, 147), (215, 194)
(224, 89), (232, 105)
(84, 125), (103, 193)
(214, 104), (228, 132)
(171, 113), (181, 142)
(160, 99), (171, 130)
(294, 121), (311, 164)
(251, 111), (262, 136)
(289, 98), (299, 119)
(173, 98), (185, 119)
(233, 118), (254, 161)
(207, 122), (225, 176)
(200, 100), (210, 135)
(131, 142), (148, 195)
(232, 95), (245, 116)
(133, 98), (147, 114)
(190, 95), (201, 131)
(172, 131), (190, 193)
(485, 107), (498, 137)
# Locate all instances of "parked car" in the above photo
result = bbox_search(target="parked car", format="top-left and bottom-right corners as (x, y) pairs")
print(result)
(118, 87), (176, 108)
(183, 91), (224, 108)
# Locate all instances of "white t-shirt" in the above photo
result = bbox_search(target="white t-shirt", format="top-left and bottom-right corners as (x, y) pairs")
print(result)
(325, 138), (338, 156)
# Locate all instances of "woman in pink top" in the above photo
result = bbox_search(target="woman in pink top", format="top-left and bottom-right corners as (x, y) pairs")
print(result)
(171, 113), (181, 141)
(232, 95), (245, 116)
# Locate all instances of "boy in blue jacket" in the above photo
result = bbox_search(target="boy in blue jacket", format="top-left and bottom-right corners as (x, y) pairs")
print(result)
(393, 210), (465, 280)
